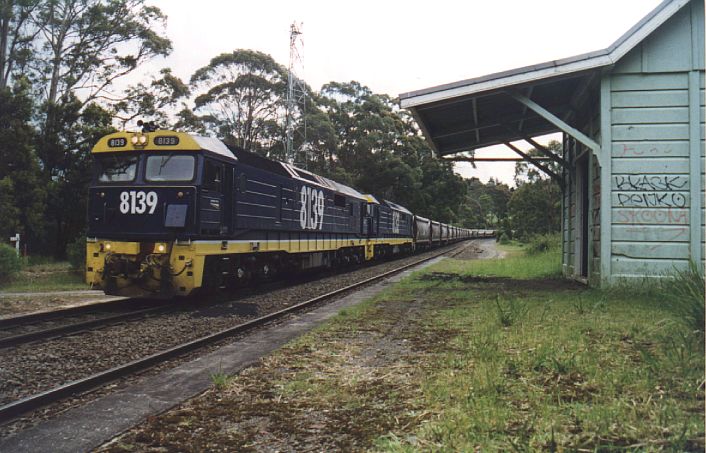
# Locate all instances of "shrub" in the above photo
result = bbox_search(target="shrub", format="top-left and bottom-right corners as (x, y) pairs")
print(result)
(498, 232), (510, 244)
(660, 261), (705, 343)
(0, 243), (22, 279)
(526, 233), (561, 255)
(66, 235), (86, 271)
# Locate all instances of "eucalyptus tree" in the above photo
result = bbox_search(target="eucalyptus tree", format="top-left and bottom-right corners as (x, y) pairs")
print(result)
(0, 0), (41, 90)
(32, 0), (171, 173)
(189, 49), (288, 153)
(114, 68), (189, 129)
(26, 0), (172, 256)
(0, 78), (45, 243)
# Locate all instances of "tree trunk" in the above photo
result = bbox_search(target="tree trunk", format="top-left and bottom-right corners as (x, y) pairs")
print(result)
(0, 0), (12, 90)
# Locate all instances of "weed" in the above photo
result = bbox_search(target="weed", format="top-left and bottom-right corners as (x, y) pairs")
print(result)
(659, 261), (705, 344)
(495, 294), (528, 327)
(572, 295), (586, 315)
(209, 364), (234, 390)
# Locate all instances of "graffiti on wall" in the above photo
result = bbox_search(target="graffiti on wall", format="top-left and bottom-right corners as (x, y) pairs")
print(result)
(614, 175), (689, 208)
(614, 175), (688, 191)
(614, 208), (689, 225)
(616, 192), (687, 208)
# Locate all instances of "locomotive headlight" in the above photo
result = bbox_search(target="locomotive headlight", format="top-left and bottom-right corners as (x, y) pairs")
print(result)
(102, 242), (112, 252)
(139, 135), (148, 145)
(155, 243), (167, 253)
(130, 135), (139, 145)
(177, 191), (184, 198)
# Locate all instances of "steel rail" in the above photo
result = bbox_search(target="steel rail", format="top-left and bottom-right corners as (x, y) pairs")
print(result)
(0, 306), (170, 349)
(0, 298), (136, 330)
(0, 242), (469, 424)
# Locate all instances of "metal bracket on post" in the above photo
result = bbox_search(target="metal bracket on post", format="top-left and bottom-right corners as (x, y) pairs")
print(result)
(507, 91), (602, 166)
(504, 142), (564, 188)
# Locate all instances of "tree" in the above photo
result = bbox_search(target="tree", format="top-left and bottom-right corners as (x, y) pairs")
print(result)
(507, 179), (561, 239)
(0, 0), (40, 90)
(33, 0), (171, 178)
(44, 98), (114, 256)
(514, 140), (562, 185)
(0, 78), (45, 246)
(189, 49), (288, 152)
(113, 68), (189, 128)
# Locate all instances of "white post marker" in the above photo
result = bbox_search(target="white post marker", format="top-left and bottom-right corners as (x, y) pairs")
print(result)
(9, 234), (19, 256)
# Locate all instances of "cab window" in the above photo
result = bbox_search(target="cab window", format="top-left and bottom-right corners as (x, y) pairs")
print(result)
(97, 155), (138, 182)
(145, 155), (195, 182)
(204, 160), (223, 191)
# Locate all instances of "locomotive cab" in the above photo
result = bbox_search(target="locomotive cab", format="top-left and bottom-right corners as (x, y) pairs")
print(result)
(86, 130), (237, 297)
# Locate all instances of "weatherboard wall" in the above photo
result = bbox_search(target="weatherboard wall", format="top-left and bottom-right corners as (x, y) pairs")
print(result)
(607, 0), (705, 280)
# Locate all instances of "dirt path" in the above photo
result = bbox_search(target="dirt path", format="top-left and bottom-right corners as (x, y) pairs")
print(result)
(453, 238), (503, 260)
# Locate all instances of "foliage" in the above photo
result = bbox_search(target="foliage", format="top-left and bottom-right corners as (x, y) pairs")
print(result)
(189, 49), (288, 152)
(526, 233), (561, 255)
(0, 243), (22, 279)
(659, 261), (705, 343)
(514, 140), (562, 185)
(0, 0), (552, 259)
(114, 68), (189, 128)
(507, 179), (561, 240)
(0, 81), (45, 243)
(209, 364), (234, 390)
(66, 235), (86, 271)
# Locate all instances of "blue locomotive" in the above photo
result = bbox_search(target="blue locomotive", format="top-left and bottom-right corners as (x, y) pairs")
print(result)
(85, 129), (490, 297)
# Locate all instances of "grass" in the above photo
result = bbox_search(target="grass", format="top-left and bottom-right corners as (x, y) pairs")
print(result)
(435, 244), (562, 279)
(0, 260), (88, 292)
(99, 243), (705, 451)
(286, 246), (703, 450)
(210, 368), (235, 390)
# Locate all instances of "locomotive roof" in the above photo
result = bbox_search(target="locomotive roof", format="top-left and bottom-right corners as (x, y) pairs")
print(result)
(384, 200), (413, 215)
(228, 147), (368, 201)
(92, 131), (236, 160)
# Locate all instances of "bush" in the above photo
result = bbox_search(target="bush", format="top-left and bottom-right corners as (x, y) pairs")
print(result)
(498, 232), (510, 244)
(0, 243), (22, 279)
(660, 261), (705, 343)
(66, 236), (86, 271)
(526, 233), (561, 255)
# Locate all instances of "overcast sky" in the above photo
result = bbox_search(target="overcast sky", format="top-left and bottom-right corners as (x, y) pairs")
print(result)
(141, 0), (663, 185)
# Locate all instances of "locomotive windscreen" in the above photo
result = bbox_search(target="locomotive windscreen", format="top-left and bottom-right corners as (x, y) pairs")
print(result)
(145, 155), (195, 182)
(96, 154), (138, 182)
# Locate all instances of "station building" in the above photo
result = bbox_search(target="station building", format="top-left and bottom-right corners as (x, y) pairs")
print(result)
(400, 0), (705, 285)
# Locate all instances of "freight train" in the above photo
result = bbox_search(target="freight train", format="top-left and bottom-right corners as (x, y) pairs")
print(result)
(85, 128), (494, 298)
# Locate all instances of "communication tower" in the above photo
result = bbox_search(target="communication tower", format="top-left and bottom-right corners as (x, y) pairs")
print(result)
(285, 22), (309, 168)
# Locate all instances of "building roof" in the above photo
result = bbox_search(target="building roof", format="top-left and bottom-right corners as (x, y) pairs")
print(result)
(399, 0), (690, 155)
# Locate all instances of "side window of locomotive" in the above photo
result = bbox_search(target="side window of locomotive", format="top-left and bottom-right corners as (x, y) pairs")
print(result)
(203, 160), (222, 192)
(145, 155), (195, 182)
(97, 155), (138, 182)
(238, 174), (247, 194)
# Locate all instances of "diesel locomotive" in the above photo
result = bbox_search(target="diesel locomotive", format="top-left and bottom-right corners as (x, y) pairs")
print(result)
(85, 128), (492, 298)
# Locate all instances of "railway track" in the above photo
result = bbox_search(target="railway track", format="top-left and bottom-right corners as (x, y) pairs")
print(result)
(0, 242), (468, 425)
(0, 304), (169, 349)
(0, 296), (177, 346)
